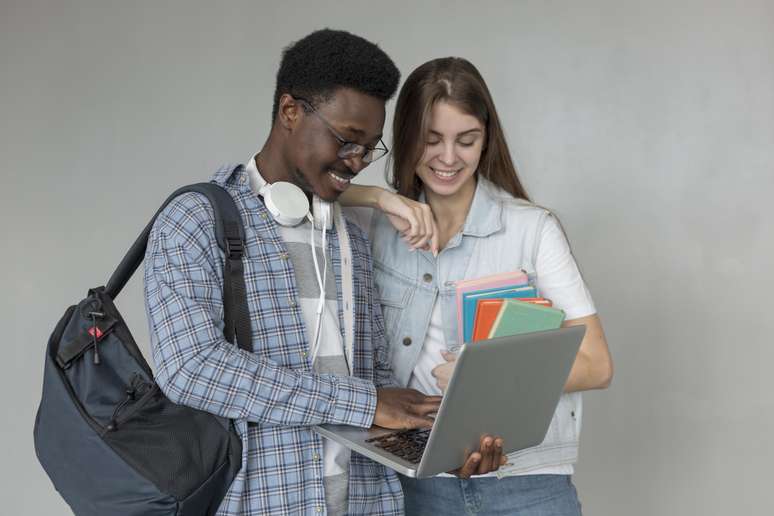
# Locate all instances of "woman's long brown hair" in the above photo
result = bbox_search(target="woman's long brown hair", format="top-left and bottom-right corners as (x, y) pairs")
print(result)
(387, 57), (530, 202)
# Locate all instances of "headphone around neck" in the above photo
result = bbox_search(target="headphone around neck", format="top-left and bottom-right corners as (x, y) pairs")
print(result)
(245, 156), (332, 230)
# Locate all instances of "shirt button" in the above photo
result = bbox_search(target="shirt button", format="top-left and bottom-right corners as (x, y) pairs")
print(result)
(279, 251), (289, 260)
(240, 176), (246, 184)
(315, 506), (323, 513)
(402, 337), (412, 346)
(288, 298), (297, 307)
(313, 452), (321, 461)
(423, 273), (433, 283)
(260, 212), (269, 220)
(300, 350), (307, 359)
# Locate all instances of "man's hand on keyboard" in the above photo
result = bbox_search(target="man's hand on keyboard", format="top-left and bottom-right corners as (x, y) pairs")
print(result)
(452, 434), (507, 478)
(374, 388), (443, 430)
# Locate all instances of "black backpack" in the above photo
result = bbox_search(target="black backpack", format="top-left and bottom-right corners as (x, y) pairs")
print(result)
(34, 183), (253, 516)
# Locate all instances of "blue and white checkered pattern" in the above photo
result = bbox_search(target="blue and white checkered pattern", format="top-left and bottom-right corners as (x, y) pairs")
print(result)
(144, 164), (402, 515)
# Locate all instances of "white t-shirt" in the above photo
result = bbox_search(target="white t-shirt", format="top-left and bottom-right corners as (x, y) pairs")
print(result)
(407, 302), (447, 396)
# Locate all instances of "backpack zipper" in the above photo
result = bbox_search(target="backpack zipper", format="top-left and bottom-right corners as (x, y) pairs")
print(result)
(105, 374), (157, 432)
(88, 311), (104, 365)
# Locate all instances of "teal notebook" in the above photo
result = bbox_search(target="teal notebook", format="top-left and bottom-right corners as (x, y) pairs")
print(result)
(488, 299), (566, 338)
(462, 285), (536, 343)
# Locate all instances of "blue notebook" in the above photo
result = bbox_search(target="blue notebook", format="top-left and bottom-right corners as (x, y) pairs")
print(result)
(462, 285), (537, 342)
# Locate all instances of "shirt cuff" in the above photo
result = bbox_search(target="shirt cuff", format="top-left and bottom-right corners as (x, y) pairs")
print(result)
(326, 375), (377, 428)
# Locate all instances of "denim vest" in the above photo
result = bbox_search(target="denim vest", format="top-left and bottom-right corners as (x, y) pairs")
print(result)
(366, 177), (583, 476)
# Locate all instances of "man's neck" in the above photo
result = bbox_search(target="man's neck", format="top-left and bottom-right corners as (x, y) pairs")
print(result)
(253, 133), (315, 205)
(254, 136), (293, 184)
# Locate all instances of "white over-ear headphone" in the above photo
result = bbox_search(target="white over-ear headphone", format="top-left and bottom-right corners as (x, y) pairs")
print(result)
(245, 156), (332, 230)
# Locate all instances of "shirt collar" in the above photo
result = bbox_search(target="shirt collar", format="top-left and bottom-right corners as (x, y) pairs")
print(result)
(461, 177), (503, 237)
(244, 153), (266, 196)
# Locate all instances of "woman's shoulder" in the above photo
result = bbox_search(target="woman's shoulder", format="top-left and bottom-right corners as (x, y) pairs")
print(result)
(480, 179), (552, 226)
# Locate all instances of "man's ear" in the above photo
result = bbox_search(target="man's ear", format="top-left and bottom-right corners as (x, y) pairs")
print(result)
(277, 94), (303, 132)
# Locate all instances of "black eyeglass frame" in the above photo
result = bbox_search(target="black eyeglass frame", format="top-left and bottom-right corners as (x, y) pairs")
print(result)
(294, 96), (389, 164)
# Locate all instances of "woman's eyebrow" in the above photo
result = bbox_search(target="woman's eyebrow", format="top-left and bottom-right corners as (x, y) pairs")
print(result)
(428, 128), (483, 137)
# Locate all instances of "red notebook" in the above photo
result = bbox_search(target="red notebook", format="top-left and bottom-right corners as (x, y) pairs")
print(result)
(471, 298), (553, 342)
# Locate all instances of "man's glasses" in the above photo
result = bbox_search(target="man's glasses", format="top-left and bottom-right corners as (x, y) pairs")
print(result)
(295, 96), (389, 164)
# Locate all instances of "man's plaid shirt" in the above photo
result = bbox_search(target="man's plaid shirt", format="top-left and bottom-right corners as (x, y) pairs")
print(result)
(144, 165), (402, 515)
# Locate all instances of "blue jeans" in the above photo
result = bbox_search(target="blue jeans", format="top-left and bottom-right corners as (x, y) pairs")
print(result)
(399, 474), (582, 516)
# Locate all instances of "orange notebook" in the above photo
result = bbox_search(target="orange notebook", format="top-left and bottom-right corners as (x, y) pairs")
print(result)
(472, 299), (504, 342)
(471, 298), (553, 342)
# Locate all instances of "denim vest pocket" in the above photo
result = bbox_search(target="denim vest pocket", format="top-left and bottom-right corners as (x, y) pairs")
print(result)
(373, 262), (413, 339)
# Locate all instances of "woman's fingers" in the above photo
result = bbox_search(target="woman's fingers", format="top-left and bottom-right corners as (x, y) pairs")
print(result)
(382, 193), (438, 252)
(408, 207), (428, 246)
(410, 206), (440, 253)
(440, 350), (457, 362)
(429, 217), (440, 256)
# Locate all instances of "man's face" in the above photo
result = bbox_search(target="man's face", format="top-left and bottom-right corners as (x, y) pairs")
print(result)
(284, 88), (386, 202)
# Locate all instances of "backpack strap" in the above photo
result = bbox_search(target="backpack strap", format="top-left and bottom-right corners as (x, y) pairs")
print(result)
(104, 183), (253, 352)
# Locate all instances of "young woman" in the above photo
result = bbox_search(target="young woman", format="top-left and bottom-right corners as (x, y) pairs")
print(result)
(342, 57), (613, 515)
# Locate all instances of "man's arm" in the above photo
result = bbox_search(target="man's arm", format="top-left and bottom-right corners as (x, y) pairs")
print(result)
(144, 194), (377, 428)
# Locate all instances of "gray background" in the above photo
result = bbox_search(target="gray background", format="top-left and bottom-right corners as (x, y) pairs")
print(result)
(2, 0), (772, 514)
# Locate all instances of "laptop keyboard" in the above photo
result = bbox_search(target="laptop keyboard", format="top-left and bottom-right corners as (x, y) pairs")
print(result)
(365, 428), (431, 464)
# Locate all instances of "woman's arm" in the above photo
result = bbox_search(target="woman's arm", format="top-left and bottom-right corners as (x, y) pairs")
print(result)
(338, 183), (384, 209)
(562, 314), (613, 392)
(533, 214), (613, 393)
(340, 184), (439, 254)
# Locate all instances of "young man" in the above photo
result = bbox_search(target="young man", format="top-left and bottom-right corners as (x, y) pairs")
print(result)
(144, 30), (497, 515)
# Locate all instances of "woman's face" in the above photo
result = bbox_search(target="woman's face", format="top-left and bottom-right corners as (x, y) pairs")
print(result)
(415, 101), (485, 199)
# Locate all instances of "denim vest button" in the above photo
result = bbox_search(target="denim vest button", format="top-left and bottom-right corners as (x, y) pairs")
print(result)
(422, 273), (433, 283)
(402, 337), (412, 346)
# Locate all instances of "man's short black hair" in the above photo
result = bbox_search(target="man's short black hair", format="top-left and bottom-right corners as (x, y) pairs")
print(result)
(272, 29), (400, 123)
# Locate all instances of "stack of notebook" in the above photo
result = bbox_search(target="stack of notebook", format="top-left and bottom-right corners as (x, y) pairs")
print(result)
(455, 271), (565, 344)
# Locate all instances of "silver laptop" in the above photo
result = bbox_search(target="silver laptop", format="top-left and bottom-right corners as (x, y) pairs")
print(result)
(314, 325), (585, 478)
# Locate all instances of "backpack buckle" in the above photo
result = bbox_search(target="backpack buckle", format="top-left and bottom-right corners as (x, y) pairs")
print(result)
(225, 237), (244, 259)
